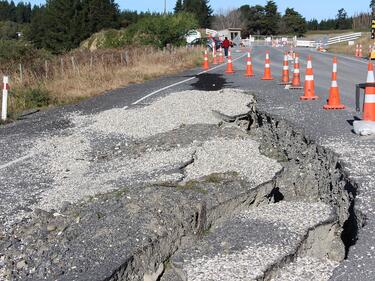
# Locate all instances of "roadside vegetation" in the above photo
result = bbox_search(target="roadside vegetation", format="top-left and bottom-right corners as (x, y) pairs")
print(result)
(327, 33), (373, 56)
(0, 0), (208, 120)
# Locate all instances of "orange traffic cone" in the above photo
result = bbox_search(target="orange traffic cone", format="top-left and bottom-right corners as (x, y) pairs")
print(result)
(245, 52), (254, 77)
(363, 63), (375, 121)
(300, 56), (319, 100)
(323, 57), (345, 110)
(355, 44), (359, 57)
(218, 47), (224, 64)
(359, 45), (363, 58)
(213, 48), (218, 65)
(225, 50), (235, 74)
(261, 51), (274, 80)
(202, 50), (209, 70)
(290, 53), (302, 89)
(280, 52), (290, 85)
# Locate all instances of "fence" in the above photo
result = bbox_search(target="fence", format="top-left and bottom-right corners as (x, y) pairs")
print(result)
(0, 45), (190, 86)
(326, 32), (362, 45)
(0, 45), (201, 119)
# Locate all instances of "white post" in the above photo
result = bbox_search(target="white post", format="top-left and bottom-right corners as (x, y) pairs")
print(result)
(1, 76), (9, 121)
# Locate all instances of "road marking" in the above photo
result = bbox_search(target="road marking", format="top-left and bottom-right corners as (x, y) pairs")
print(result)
(0, 153), (34, 171)
(1, 53), (247, 170)
(132, 53), (247, 105)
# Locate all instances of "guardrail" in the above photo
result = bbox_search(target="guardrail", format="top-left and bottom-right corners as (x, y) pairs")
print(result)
(327, 32), (362, 45)
(295, 40), (317, 48)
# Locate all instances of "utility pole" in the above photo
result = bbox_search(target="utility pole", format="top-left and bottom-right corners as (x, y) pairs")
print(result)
(164, 0), (167, 15)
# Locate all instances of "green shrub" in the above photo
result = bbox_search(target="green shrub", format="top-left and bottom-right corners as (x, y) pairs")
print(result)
(128, 12), (199, 48)
(0, 39), (51, 72)
(82, 13), (199, 49)
(10, 87), (51, 115)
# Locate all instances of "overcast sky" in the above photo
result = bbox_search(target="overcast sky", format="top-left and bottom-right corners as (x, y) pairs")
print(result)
(13, 0), (371, 20)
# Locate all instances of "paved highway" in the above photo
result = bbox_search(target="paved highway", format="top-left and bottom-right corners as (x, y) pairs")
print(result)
(0, 45), (374, 280)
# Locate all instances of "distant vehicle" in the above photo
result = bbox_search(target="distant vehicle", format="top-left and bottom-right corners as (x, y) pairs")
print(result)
(185, 30), (201, 44)
(188, 38), (209, 48)
(187, 37), (222, 51)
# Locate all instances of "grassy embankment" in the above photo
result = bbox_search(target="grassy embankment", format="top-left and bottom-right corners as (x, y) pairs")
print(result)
(327, 32), (374, 57)
(0, 44), (204, 122)
(305, 30), (374, 57)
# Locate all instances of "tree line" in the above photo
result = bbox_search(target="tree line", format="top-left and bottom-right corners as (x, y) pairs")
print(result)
(210, 1), (360, 37)
(0, 0), (372, 56)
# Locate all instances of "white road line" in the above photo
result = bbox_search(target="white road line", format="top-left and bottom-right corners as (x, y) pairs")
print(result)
(0, 53), (247, 170)
(0, 153), (34, 171)
(132, 52), (247, 105)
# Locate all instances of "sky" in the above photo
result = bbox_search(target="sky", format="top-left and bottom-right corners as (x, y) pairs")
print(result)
(13, 0), (372, 21)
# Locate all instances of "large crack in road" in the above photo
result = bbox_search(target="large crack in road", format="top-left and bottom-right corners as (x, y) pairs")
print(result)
(0, 89), (360, 281)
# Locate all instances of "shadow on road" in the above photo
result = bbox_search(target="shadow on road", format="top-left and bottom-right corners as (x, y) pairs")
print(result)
(191, 73), (232, 91)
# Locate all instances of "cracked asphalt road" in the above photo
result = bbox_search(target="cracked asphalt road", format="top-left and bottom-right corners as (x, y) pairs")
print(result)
(0, 46), (374, 280)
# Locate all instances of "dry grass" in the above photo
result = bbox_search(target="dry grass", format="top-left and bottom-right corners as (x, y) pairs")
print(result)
(1, 46), (204, 119)
(327, 32), (374, 57)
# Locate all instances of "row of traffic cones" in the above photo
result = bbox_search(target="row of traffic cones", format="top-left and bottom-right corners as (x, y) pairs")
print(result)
(202, 49), (346, 110)
(202, 47), (225, 69)
(203, 47), (375, 122)
(261, 51), (344, 107)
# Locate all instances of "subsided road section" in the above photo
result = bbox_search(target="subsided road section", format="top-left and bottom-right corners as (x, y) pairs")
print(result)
(0, 46), (374, 280)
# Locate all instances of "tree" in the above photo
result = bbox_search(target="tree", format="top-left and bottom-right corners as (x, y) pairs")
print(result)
(240, 4), (266, 36)
(174, 0), (182, 13)
(307, 19), (319, 30)
(125, 12), (198, 48)
(81, 0), (120, 37)
(336, 8), (351, 29)
(263, 0), (280, 35)
(279, 8), (306, 36)
(212, 8), (242, 31)
(181, 0), (213, 28)
(371, 0), (375, 16)
(28, 0), (120, 53)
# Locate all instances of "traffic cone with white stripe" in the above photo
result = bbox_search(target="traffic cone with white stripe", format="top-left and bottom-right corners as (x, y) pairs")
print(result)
(359, 45), (363, 58)
(280, 52), (290, 85)
(213, 47), (218, 65)
(225, 50), (235, 74)
(202, 50), (209, 70)
(323, 57), (345, 110)
(355, 44), (359, 57)
(261, 51), (274, 80)
(363, 62), (375, 121)
(290, 53), (302, 89)
(245, 52), (254, 77)
(300, 56), (319, 100)
(218, 47), (224, 64)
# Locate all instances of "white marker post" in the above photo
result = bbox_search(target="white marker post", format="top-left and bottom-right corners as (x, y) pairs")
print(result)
(1, 76), (9, 121)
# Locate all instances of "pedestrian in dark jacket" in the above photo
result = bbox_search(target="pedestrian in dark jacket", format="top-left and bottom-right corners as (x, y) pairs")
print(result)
(222, 37), (230, 57)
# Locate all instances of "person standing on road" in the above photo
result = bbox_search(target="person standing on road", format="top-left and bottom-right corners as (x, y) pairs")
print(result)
(222, 37), (230, 57)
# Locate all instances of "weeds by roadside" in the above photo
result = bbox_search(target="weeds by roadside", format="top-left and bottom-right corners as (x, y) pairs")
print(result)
(0, 46), (204, 120)
(327, 32), (373, 57)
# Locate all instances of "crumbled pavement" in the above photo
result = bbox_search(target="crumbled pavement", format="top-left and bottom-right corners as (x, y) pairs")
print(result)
(0, 89), (257, 229)
(1, 89), (286, 280)
(0, 81), (367, 280)
(161, 202), (341, 281)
